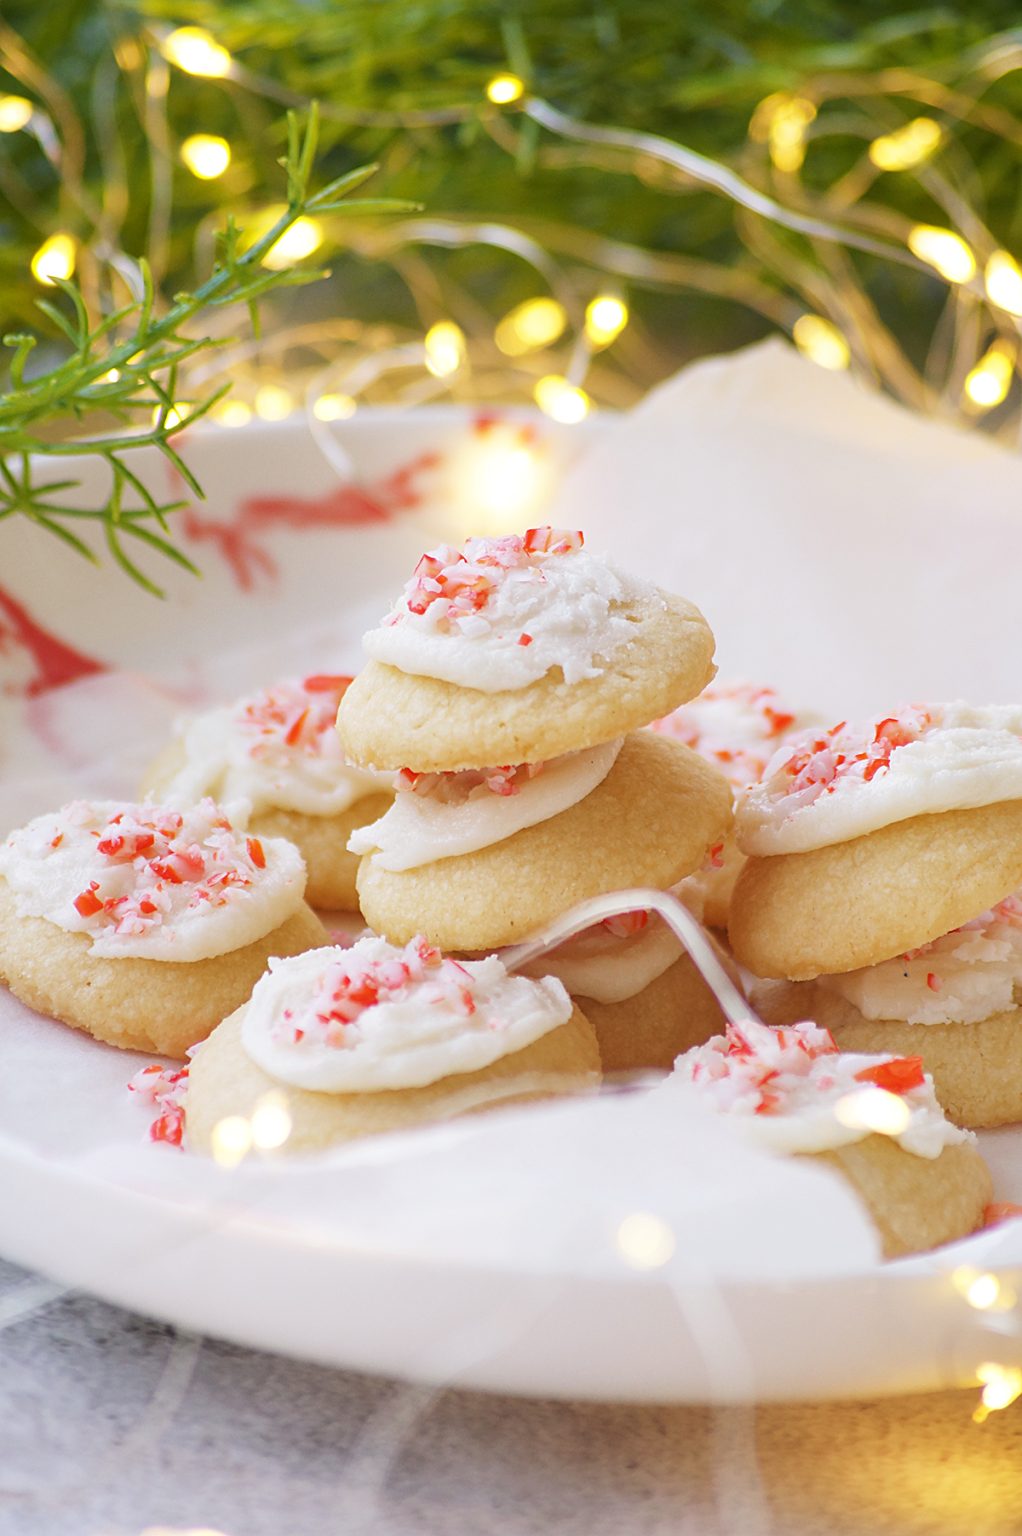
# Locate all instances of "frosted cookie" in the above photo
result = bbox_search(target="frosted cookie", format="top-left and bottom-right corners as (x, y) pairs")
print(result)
(753, 893), (1022, 1127)
(338, 528), (716, 771)
(0, 798), (327, 1057)
(670, 1017), (991, 1257)
(651, 681), (816, 928)
(142, 674), (391, 910)
(729, 705), (1022, 978)
(520, 904), (725, 1072)
(354, 731), (732, 951)
(185, 934), (601, 1154)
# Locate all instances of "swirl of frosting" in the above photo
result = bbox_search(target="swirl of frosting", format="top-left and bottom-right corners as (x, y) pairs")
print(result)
(737, 703), (1022, 855)
(348, 738), (622, 871)
(0, 798), (305, 960)
(162, 674), (385, 817)
(241, 933), (573, 1092)
(362, 529), (660, 693)
(671, 1017), (968, 1158)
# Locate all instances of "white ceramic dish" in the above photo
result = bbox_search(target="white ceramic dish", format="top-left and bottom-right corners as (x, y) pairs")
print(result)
(3, 368), (1022, 1403)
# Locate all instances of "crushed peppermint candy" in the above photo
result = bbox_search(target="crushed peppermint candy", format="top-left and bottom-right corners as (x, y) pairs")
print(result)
(240, 933), (575, 1094)
(392, 529), (585, 636)
(738, 702), (1022, 856)
(674, 1016), (966, 1157)
(272, 936), (479, 1049)
(232, 674), (353, 758)
(128, 1056), (193, 1146)
(769, 706), (934, 806)
(163, 673), (384, 821)
(362, 528), (651, 693)
(394, 761), (544, 803)
(652, 682), (808, 790)
(0, 797), (306, 960)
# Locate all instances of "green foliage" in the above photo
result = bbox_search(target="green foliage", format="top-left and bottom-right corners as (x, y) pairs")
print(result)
(0, 103), (411, 593)
(1, 2), (1021, 588)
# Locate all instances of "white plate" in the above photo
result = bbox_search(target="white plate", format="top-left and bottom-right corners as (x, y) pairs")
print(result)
(3, 370), (1022, 1403)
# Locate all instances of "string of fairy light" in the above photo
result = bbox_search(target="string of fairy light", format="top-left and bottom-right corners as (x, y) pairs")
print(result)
(5, 22), (1022, 439)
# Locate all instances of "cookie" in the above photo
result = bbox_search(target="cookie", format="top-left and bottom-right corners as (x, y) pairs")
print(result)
(0, 798), (327, 1056)
(809, 1133), (992, 1260)
(670, 1016), (990, 1257)
(185, 935), (601, 1154)
(238, 801), (390, 910)
(0, 880), (327, 1057)
(356, 732), (732, 951)
(754, 976), (1022, 1129)
(338, 531), (715, 771)
(517, 900), (724, 1072)
(576, 952), (725, 1073)
(728, 801), (1022, 979)
(142, 674), (391, 909)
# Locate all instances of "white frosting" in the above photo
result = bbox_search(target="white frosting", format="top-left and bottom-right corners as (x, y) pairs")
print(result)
(241, 934), (574, 1092)
(820, 893), (1022, 1026)
(348, 738), (623, 871)
(738, 703), (1022, 855)
(652, 681), (814, 790)
(363, 534), (659, 693)
(523, 909), (683, 1004)
(163, 675), (385, 817)
(0, 798), (305, 960)
(671, 1017), (968, 1159)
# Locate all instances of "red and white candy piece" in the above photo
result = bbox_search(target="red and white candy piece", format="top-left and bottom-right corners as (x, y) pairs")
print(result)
(274, 935), (479, 1049)
(394, 529), (585, 633)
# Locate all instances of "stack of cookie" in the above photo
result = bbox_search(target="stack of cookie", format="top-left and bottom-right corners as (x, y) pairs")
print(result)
(728, 703), (1022, 1128)
(338, 527), (734, 1070)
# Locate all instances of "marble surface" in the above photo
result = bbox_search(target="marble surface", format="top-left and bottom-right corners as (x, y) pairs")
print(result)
(2, 1259), (1022, 1535)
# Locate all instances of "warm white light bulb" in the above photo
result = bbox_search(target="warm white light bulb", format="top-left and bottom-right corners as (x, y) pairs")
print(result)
(534, 374), (590, 424)
(31, 233), (76, 286)
(585, 295), (629, 347)
(162, 26), (232, 78)
(486, 74), (524, 105)
(262, 216), (323, 270)
(0, 95), (33, 133)
(792, 314), (851, 371)
(985, 251), (1022, 316)
(908, 225), (976, 284)
(424, 321), (466, 378)
(181, 133), (231, 180)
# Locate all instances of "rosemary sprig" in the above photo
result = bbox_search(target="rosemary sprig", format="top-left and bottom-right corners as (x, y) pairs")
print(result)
(0, 104), (410, 596)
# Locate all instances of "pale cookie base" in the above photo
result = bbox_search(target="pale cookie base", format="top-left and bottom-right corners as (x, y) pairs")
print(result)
(141, 739), (391, 912)
(251, 798), (392, 911)
(185, 1001), (601, 1155)
(338, 591), (716, 771)
(578, 951), (725, 1073)
(729, 801), (1022, 980)
(754, 977), (1022, 1129)
(357, 732), (733, 952)
(0, 881), (329, 1059)
(802, 1134), (991, 1259)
